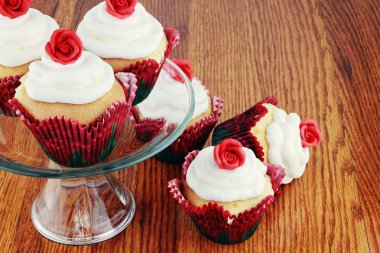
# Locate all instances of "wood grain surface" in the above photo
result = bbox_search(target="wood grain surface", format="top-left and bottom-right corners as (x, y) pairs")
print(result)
(0, 0), (379, 252)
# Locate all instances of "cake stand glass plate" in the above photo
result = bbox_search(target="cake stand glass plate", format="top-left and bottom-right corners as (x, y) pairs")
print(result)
(0, 59), (195, 245)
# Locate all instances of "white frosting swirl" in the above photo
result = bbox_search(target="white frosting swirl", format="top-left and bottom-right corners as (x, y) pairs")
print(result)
(136, 70), (209, 124)
(25, 51), (115, 104)
(77, 2), (164, 59)
(266, 108), (310, 184)
(0, 9), (59, 67)
(186, 147), (267, 202)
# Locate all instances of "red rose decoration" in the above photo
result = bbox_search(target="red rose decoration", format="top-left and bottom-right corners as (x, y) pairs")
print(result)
(0, 0), (33, 19)
(172, 59), (194, 81)
(213, 139), (246, 170)
(300, 120), (322, 148)
(45, 29), (83, 65)
(106, 0), (137, 19)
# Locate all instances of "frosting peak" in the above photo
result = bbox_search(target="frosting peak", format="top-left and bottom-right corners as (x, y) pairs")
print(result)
(0, 9), (59, 67)
(25, 51), (115, 104)
(186, 146), (267, 202)
(77, 2), (164, 59)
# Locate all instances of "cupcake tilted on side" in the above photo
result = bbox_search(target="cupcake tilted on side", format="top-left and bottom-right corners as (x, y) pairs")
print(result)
(0, 0), (58, 115)
(212, 97), (322, 184)
(10, 29), (137, 167)
(169, 139), (285, 244)
(77, 0), (180, 105)
(131, 59), (223, 163)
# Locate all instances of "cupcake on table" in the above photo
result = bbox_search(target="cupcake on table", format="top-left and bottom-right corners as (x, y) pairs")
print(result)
(0, 0), (58, 115)
(10, 29), (137, 167)
(212, 97), (322, 184)
(169, 139), (285, 244)
(77, 0), (180, 105)
(131, 59), (224, 163)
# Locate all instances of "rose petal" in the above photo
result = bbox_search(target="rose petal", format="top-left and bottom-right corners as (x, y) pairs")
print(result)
(214, 139), (246, 170)
(45, 29), (83, 65)
(300, 119), (322, 148)
(106, 0), (137, 19)
(0, 0), (32, 19)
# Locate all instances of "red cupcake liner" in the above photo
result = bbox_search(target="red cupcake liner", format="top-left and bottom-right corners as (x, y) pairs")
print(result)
(9, 73), (138, 167)
(212, 96), (278, 162)
(129, 106), (167, 142)
(124, 27), (180, 105)
(0, 75), (21, 116)
(169, 150), (286, 244)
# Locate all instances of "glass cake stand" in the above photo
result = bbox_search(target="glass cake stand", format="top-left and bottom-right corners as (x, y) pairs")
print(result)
(0, 59), (195, 245)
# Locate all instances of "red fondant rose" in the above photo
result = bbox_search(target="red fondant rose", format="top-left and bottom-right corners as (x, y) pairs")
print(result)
(0, 0), (32, 19)
(106, 0), (137, 19)
(172, 59), (194, 81)
(45, 29), (83, 65)
(300, 120), (322, 148)
(213, 139), (246, 170)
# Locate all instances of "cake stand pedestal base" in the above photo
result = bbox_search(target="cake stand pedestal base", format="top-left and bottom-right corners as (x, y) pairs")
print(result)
(31, 173), (135, 245)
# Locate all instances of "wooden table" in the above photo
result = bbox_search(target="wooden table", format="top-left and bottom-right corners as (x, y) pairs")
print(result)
(0, 0), (379, 252)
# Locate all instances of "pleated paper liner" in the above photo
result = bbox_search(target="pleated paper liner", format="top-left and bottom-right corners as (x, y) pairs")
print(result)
(9, 73), (137, 167)
(212, 96), (278, 162)
(168, 150), (286, 244)
(124, 28), (180, 106)
(0, 75), (21, 116)
(129, 107), (167, 142)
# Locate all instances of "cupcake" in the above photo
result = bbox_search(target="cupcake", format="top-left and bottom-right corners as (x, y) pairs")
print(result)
(169, 139), (285, 244)
(9, 29), (137, 167)
(131, 59), (223, 163)
(77, 0), (180, 105)
(212, 97), (322, 184)
(0, 0), (58, 115)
